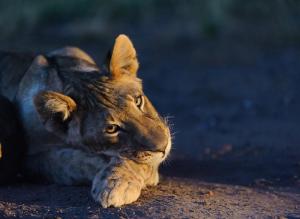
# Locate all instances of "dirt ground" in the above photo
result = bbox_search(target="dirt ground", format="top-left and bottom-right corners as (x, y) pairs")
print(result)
(0, 35), (299, 218)
(0, 177), (299, 219)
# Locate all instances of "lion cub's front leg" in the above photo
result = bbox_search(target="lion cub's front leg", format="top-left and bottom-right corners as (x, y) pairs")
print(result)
(92, 158), (158, 208)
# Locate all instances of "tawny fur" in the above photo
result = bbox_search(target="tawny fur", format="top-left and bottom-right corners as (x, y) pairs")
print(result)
(0, 34), (171, 208)
(35, 91), (77, 121)
(110, 34), (139, 77)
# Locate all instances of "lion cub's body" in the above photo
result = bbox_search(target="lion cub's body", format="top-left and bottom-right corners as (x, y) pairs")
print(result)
(0, 35), (171, 207)
(0, 95), (26, 184)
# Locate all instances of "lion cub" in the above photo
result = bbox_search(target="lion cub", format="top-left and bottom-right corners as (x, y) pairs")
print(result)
(0, 34), (171, 207)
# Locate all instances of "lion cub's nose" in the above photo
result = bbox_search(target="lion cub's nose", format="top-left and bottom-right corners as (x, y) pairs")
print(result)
(139, 133), (168, 153)
(136, 123), (170, 153)
(153, 141), (168, 153)
(150, 129), (169, 153)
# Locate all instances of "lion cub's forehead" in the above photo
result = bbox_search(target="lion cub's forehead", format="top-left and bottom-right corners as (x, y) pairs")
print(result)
(87, 76), (143, 119)
(110, 75), (143, 97)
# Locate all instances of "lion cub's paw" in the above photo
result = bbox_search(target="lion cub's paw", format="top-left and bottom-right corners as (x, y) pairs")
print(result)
(145, 170), (159, 186)
(91, 167), (143, 208)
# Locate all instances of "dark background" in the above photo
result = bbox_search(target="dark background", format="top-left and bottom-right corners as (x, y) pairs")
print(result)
(1, 0), (300, 186)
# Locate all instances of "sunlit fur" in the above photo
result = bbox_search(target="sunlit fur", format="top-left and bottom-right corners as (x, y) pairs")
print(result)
(0, 34), (172, 207)
(34, 55), (171, 165)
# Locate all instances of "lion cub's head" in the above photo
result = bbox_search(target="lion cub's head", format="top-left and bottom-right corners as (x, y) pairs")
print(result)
(34, 35), (171, 165)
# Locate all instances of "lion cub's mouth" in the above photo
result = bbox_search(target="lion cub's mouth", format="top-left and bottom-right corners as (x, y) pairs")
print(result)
(117, 150), (162, 164)
(128, 151), (164, 164)
(122, 136), (172, 164)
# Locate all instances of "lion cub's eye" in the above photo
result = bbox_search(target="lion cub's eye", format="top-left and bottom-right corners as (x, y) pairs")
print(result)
(105, 124), (119, 134)
(135, 95), (144, 109)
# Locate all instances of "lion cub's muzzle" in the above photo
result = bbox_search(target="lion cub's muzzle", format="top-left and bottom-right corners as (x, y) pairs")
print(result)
(135, 124), (171, 156)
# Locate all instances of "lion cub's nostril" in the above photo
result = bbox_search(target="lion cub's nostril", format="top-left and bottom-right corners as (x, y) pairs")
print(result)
(139, 144), (165, 154)
(149, 143), (167, 154)
(154, 149), (165, 154)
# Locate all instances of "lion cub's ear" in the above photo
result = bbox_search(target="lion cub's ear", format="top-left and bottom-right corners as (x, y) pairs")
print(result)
(34, 91), (77, 135)
(109, 34), (139, 77)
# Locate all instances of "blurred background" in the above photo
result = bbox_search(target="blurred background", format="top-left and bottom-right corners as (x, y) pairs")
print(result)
(0, 0), (300, 186)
